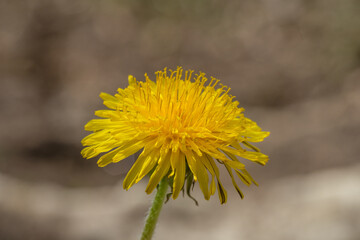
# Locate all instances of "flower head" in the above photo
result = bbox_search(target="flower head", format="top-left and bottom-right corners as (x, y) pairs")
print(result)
(81, 67), (269, 203)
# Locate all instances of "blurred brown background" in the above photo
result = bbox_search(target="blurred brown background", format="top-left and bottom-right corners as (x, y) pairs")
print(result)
(1, 0), (360, 239)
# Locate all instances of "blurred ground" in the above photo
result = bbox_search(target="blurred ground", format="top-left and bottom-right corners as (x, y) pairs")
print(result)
(1, 163), (359, 240)
(0, 0), (360, 239)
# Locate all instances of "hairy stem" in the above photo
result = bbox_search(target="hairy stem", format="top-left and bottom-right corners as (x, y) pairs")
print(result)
(140, 177), (168, 240)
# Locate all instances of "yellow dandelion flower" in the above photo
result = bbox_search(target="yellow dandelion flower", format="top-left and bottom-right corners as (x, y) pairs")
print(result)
(81, 67), (269, 204)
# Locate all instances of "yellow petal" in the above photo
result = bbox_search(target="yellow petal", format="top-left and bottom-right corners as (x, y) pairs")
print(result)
(224, 163), (244, 199)
(198, 154), (216, 196)
(99, 92), (120, 110)
(145, 152), (171, 194)
(97, 148), (121, 167)
(128, 75), (136, 85)
(217, 181), (227, 204)
(238, 151), (269, 165)
(111, 140), (145, 163)
(171, 150), (186, 199)
(84, 119), (121, 131)
(184, 150), (210, 200)
(123, 150), (150, 190)
(235, 169), (258, 186)
(99, 92), (118, 102)
(95, 110), (121, 119)
(136, 150), (160, 182)
(204, 154), (227, 203)
(222, 151), (246, 170)
(81, 130), (109, 146)
(81, 147), (95, 159)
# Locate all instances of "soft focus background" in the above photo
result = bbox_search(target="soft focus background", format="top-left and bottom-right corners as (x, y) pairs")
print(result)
(1, 0), (360, 239)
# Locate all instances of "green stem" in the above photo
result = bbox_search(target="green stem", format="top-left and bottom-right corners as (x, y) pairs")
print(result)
(140, 177), (169, 240)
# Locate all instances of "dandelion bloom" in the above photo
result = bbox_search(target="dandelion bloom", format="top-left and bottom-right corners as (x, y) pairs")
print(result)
(81, 67), (269, 203)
